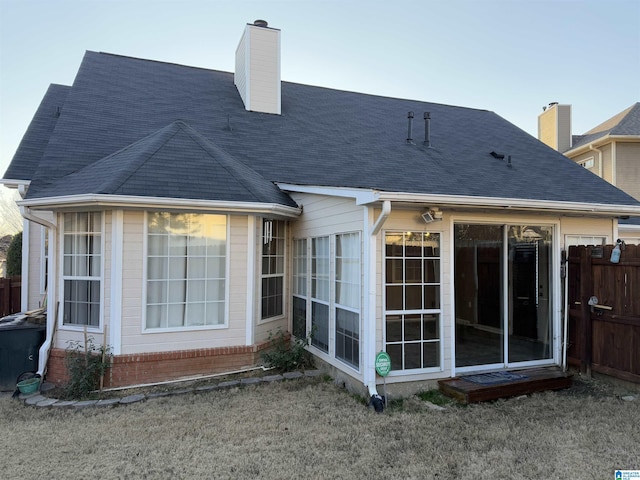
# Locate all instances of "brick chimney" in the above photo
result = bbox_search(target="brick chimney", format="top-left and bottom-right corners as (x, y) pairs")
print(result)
(538, 102), (572, 152)
(234, 20), (281, 115)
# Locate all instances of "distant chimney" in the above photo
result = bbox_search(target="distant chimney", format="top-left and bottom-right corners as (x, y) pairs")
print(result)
(234, 20), (281, 115)
(538, 103), (571, 152)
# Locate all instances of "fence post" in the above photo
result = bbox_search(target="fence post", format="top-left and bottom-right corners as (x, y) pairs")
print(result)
(579, 247), (593, 377)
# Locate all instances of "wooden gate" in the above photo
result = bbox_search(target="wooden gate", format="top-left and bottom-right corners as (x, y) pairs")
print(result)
(0, 276), (22, 317)
(567, 244), (640, 383)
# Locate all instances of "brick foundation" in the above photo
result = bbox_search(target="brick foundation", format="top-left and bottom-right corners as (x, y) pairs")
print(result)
(45, 336), (285, 388)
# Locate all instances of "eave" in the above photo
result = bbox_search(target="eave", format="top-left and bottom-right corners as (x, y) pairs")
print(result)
(277, 184), (640, 217)
(565, 134), (640, 157)
(17, 194), (302, 218)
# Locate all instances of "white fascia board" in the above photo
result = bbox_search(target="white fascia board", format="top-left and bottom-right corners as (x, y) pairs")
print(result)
(275, 183), (378, 205)
(565, 135), (640, 156)
(367, 191), (640, 216)
(17, 194), (302, 218)
(0, 179), (30, 189)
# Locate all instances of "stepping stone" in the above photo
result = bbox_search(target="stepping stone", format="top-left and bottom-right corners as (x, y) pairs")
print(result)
(96, 398), (121, 407)
(74, 400), (98, 409)
(241, 377), (262, 385)
(39, 382), (56, 393)
(195, 384), (220, 392)
(262, 374), (284, 382)
(283, 371), (303, 379)
(24, 395), (47, 406)
(146, 391), (172, 399)
(51, 400), (76, 408)
(304, 370), (322, 377)
(120, 394), (145, 404)
(35, 398), (58, 408)
(168, 388), (194, 396)
(218, 380), (240, 388)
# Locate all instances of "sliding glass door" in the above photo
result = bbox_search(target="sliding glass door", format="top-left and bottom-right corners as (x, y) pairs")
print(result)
(454, 224), (553, 370)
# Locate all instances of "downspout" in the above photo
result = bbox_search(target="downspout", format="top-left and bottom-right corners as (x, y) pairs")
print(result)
(20, 206), (58, 376)
(561, 250), (569, 372)
(588, 144), (603, 179)
(364, 201), (391, 404)
(370, 200), (391, 236)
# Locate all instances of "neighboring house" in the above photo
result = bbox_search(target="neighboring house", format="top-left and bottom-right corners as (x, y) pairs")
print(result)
(538, 102), (640, 244)
(3, 21), (640, 398)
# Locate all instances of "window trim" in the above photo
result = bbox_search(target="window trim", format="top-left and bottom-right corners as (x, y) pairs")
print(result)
(142, 212), (230, 333)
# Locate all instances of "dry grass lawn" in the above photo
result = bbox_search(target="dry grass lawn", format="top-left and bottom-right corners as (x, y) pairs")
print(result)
(1, 375), (638, 479)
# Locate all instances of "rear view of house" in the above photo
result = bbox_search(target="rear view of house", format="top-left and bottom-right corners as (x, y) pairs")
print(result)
(4, 21), (640, 397)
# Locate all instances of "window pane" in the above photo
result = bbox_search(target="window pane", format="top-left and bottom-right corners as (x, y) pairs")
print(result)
(292, 296), (307, 338)
(423, 342), (439, 368)
(336, 307), (359, 368)
(386, 315), (403, 342)
(311, 301), (329, 352)
(404, 314), (421, 341)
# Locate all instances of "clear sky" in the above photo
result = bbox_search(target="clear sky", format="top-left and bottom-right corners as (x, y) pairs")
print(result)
(1, 0), (639, 180)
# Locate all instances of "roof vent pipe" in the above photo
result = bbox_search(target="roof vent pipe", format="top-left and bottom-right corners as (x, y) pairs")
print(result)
(423, 112), (431, 147)
(406, 111), (414, 144)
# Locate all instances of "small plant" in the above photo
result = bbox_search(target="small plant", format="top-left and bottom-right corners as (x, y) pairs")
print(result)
(63, 336), (112, 399)
(262, 329), (314, 372)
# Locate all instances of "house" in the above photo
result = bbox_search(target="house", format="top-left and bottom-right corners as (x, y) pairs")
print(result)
(538, 102), (640, 244)
(3, 21), (640, 398)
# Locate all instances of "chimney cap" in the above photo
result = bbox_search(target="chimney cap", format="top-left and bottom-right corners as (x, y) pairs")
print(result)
(253, 19), (268, 27)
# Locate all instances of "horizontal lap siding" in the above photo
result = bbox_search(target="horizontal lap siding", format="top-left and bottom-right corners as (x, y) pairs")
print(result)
(616, 143), (640, 200)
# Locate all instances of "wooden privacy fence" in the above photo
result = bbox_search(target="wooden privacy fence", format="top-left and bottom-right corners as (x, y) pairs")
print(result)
(567, 244), (640, 384)
(0, 276), (22, 317)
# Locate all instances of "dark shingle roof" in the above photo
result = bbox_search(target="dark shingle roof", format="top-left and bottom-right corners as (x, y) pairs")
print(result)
(570, 103), (640, 151)
(33, 120), (297, 207)
(3, 84), (69, 181)
(5, 51), (639, 207)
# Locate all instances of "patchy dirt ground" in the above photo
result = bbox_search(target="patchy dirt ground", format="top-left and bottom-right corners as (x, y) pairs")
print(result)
(1, 374), (638, 479)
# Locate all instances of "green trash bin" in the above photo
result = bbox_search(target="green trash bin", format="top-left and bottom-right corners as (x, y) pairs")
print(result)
(0, 321), (46, 391)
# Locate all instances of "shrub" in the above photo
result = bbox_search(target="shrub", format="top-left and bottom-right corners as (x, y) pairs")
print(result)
(262, 329), (314, 372)
(6, 231), (22, 276)
(63, 336), (112, 399)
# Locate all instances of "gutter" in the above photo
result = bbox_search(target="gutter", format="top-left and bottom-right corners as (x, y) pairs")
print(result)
(17, 194), (302, 218)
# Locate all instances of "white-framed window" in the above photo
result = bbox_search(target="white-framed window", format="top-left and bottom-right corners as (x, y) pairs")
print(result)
(293, 232), (362, 370)
(384, 231), (441, 371)
(145, 212), (227, 330)
(62, 212), (102, 327)
(292, 238), (307, 338)
(311, 236), (330, 352)
(578, 157), (595, 169)
(565, 235), (606, 247)
(261, 219), (285, 320)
